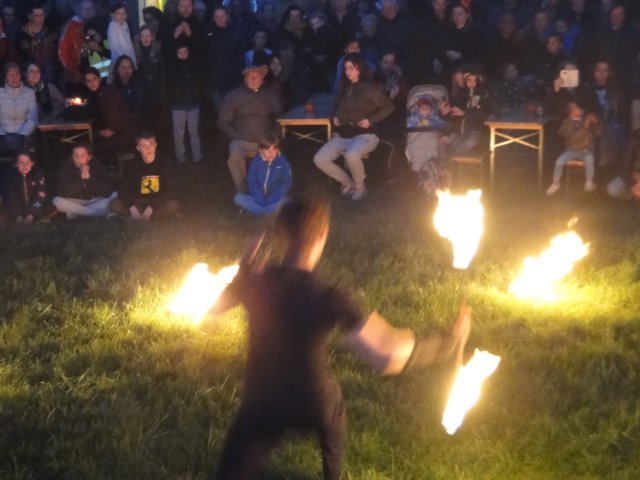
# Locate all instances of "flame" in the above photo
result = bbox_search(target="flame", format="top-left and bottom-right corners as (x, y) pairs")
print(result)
(508, 229), (589, 301)
(168, 263), (239, 324)
(442, 349), (501, 435)
(433, 189), (485, 270)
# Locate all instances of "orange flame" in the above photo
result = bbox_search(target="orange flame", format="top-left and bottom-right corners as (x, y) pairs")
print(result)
(168, 263), (239, 324)
(442, 349), (501, 435)
(509, 226), (589, 301)
(433, 190), (485, 270)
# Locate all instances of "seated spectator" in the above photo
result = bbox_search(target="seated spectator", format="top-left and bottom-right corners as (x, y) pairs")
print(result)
(112, 55), (144, 124)
(333, 37), (376, 94)
(373, 50), (408, 139)
(546, 99), (600, 195)
(492, 62), (536, 112)
(109, 131), (180, 221)
(442, 67), (491, 154)
(18, 3), (60, 86)
(579, 60), (626, 174)
(167, 42), (203, 163)
(53, 142), (116, 219)
(108, 2), (137, 72)
(314, 53), (394, 200)
(24, 62), (65, 122)
(269, 42), (309, 111)
(406, 96), (451, 196)
(245, 29), (272, 68)
(217, 64), (283, 193)
(0, 63), (38, 156)
(535, 32), (566, 89)
(2, 150), (57, 223)
(234, 134), (292, 216)
(83, 67), (135, 167)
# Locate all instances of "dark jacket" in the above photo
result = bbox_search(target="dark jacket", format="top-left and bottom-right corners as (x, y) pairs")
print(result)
(57, 159), (112, 200)
(217, 84), (283, 142)
(3, 164), (50, 219)
(247, 153), (292, 207)
(334, 80), (394, 137)
(166, 56), (202, 110)
(206, 24), (244, 93)
(86, 84), (134, 136)
(118, 154), (176, 206)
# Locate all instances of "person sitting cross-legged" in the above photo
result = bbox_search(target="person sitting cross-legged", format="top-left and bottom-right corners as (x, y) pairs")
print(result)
(109, 131), (180, 221)
(53, 143), (116, 219)
(2, 150), (57, 223)
(233, 134), (292, 216)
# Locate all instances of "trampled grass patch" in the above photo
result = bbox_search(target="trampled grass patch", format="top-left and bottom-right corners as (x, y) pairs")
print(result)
(1, 162), (639, 479)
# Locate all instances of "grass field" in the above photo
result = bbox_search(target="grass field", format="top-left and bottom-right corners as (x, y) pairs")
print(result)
(1, 149), (639, 480)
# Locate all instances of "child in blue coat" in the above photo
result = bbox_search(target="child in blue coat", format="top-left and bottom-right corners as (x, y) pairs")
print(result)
(234, 135), (292, 215)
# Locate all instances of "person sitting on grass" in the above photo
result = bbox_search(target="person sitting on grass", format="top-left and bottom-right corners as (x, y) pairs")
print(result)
(546, 99), (600, 195)
(210, 195), (471, 480)
(53, 143), (116, 219)
(2, 150), (57, 223)
(109, 131), (180, 221)
(233, 134), (292, 216)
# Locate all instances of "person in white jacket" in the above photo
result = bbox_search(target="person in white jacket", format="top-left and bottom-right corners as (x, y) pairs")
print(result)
(107, 3), (137, 71)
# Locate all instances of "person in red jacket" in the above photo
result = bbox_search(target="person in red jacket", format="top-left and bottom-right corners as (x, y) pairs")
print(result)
(58, 0), (97, 93)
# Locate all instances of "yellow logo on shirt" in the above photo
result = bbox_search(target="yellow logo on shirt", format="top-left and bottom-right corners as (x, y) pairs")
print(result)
(140, 176), (159, 194)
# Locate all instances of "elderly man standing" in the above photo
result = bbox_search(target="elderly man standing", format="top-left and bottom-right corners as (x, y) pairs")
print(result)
(0, 63), (38, 156)
(217, 64), (283, 193)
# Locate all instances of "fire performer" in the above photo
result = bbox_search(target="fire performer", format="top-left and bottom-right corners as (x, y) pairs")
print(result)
(210, 196), (470, 480)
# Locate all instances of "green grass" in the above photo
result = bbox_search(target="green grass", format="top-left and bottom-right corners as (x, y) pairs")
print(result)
(1, 159), (640, 479)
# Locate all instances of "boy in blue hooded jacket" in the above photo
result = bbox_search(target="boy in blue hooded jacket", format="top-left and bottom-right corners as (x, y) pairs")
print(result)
(234, 134), (292, 215)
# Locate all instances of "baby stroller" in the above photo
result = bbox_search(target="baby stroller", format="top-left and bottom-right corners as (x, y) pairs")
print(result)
(405, 84), (451, 197)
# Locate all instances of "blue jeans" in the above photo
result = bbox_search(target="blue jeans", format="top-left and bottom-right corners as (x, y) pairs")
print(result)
(552, 149), (595, 183)
(233, 193), (284, 216)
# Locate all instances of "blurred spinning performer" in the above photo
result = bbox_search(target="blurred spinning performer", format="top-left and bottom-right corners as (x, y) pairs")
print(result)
(210, 196), (471, 480)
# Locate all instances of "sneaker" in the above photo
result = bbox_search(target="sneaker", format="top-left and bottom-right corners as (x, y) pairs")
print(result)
(584, 181), (596, 193)
(546, 182), (561, 195)
(351, 186), (367, 201)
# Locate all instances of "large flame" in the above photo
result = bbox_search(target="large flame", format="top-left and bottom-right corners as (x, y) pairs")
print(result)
(508, 228), (589, 301)
(433, 190), (485, 270)
(442, 349), (501, 435)
(168, 263), (239, 324)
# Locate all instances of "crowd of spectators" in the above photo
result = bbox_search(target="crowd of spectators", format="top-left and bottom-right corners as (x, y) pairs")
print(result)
(1, 0), (640, 224)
